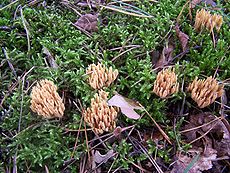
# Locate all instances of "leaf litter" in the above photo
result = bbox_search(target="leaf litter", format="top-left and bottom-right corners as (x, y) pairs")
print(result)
(108, 93), (143, 120)
(175, 24), (189, 52)
(74, 13), (98, 32)
(154, 44), (174, 69)
(171, 112), (230, 172)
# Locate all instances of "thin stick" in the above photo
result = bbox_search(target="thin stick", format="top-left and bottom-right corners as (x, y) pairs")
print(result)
(71, 114), (84, 158)
(84, 120), (91, 161)
(180, 116), (222, 133)
(188, 121), (219, 145)
(176, 0), (190, 23)
(18, 66), (34, 132)
(140, 105), (172, 144)
(112, 45), (142, 62)
(124, 158), (151, 173)
(20, 6), (30, 52)
(0, 0), (19, 11)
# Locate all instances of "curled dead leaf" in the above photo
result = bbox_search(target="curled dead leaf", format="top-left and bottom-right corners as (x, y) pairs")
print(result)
(94, 149), (114, 164)
(107, 93), (142, 120)
(175, 24), (189, 52)
(74, 14), (98, 32)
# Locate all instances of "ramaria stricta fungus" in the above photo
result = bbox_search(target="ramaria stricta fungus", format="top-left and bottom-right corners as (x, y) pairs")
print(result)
(195, 9), (223, 32)
(30, 79), (65, 119)
(86, 62), (118, 89)
(153, 68), (179, 98)
(187, 76), (224, 108)
(83, 90), (118, 134)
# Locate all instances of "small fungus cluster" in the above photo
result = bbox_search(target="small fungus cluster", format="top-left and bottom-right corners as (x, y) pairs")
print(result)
(83, 90), (118, 134)
(152, 68), (223, 108)
(30, 79), (65, 119)
(195, 9), (223, 32)
(86, 62), (119, 89)
(187, 76), (224, 108)
(153, 68), (179, 98)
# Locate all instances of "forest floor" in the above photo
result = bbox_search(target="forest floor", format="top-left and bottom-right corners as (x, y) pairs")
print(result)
(0, 0), (230, 172)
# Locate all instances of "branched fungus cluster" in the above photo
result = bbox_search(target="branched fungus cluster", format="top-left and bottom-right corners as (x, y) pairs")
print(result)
(153, 68), (179, 98)
(30, 79), (65, 119)
(83, 90), (118, 134)
(195, 9), (223, 32)
(86, 62), (119, 89)
(187, 76), (224, 108)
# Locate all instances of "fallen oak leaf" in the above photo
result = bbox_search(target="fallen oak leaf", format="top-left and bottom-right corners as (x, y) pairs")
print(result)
(74, 13), (98, 32)
(175, 24), (189, 52)
(107, 93), (142, 120)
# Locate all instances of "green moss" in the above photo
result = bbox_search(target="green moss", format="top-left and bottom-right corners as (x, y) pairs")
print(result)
(0, 0), (229, 172)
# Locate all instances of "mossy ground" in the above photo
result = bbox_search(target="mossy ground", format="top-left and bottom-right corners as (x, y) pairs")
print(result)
(0, 0), (229, 172)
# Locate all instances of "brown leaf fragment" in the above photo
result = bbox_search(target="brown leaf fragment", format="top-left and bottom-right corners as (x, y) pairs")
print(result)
(43, 47), (58, 69)
(94, 149), (114, 164)
(175, 24), (189, 52)
(74, 14), (98, 32)
(151, 50), (160, 67)
(155, 44), (174, 69)
(190, 0), (216, 9)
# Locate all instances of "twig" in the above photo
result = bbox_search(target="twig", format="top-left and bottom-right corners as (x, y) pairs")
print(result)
(84, 120), (91, 161)
(107, 154), (118, 173)
(0, 0), (19, 11)
(18, 66), (34, 132)
(2, 47), (17, 77)
(130, 137), (164, 173)
(20, 6), (30, 52)
(71, 23), (92, 38)
(180, 116), (222, 133)
(71, 111), (84, 158)
(112, 45), (142, 62)
(124, 157), (152, 173)
(140, 105), (172, 144)
(188, 120), (220, 145)
(176, 0), (190, 23)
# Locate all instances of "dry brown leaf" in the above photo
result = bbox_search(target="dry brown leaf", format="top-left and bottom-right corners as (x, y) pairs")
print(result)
(203, 0), (216, 7)
(155, 44), (174, 69)
(94, 149), (114, 164)
(171, 147), (217, 173)
(74, 14), (98, 32)
(175, 24), (189, 52)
